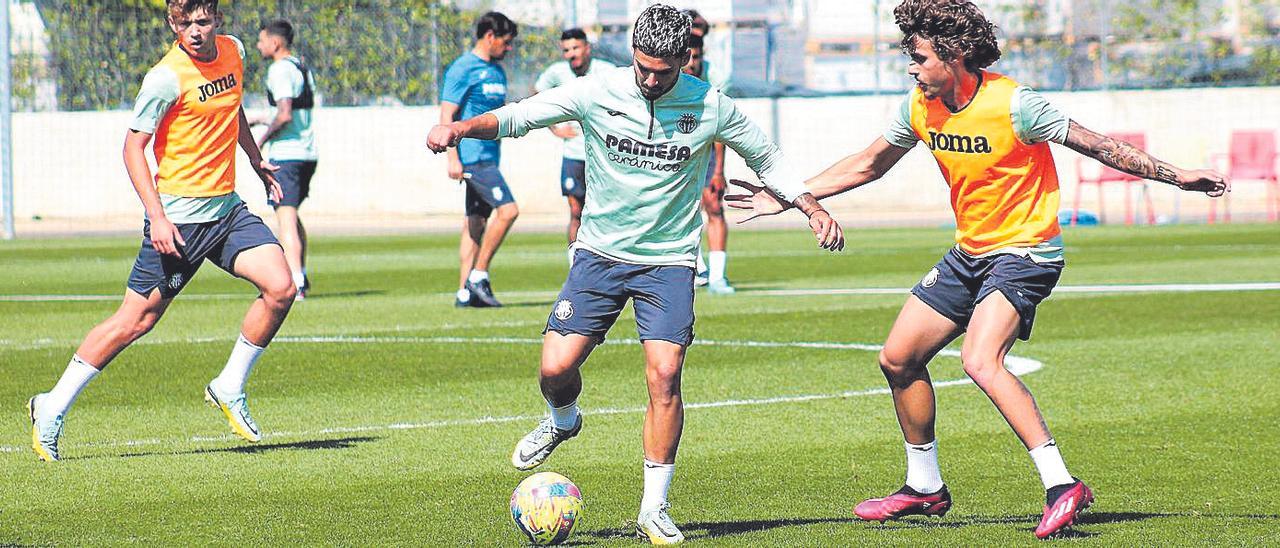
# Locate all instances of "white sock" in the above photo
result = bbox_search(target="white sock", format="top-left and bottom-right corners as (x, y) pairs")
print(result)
(549, 400), (579, 430)
(210, 335), (265, 398)
(291, 270), (306, 290)
(43, 355), (100, 418)
(708, 251), (727, 282)
(904, 440), (944, 494)
(456, 288), (471, 302)
(468, 269), (489, 284)
(1029, 439), (1074, 490)
(695, 253), (707, 275)
(640, 459), (675, 514)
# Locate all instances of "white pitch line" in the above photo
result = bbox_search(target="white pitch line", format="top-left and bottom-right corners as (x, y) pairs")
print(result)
(0, 336), (1042, 455)
(4, 281), (1276, 304)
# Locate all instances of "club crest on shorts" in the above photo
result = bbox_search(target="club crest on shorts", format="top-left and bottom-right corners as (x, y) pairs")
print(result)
(167, 272), (184, 290)
(922, 268), (940, 288)
(677, 113), (698, 134)
(553, 299), (574, 321)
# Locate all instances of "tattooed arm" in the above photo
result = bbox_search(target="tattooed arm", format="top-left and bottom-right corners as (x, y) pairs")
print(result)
(1062, 120), (1229, 197)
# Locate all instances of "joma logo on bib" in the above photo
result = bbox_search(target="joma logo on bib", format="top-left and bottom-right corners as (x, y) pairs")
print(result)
(197, 73), (238, 102)
(926, 131), (993, 154)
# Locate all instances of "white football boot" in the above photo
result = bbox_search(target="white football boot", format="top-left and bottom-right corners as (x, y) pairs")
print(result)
(511, 413), (582, 470)
(27, 393), (64, 462)
(636, 502), (685, 544)
(204, 383), (262, 443)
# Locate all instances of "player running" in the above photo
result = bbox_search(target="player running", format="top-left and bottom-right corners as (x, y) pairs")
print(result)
(28, 0), (295, 461)
(428, 4), (843, 543)
(440, 12), (519, 308)
(534, 28), (614, 257)
(725, 0), (1228, 539)
(254, 18), (318, 299)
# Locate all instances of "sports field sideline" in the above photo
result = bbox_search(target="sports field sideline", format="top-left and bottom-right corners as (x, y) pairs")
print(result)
(1, 224), (1277, 545)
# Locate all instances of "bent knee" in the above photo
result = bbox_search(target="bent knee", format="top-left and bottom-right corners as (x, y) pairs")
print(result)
(878, 349), (924, 381)
(960, 353), (1004, 383)
(496, 204), (519, 222)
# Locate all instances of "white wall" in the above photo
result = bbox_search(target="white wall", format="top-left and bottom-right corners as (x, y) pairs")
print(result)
(13, 86), (1280, 233)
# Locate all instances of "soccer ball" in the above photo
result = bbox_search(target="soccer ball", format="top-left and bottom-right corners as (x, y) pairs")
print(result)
(510, 472), (583, 545)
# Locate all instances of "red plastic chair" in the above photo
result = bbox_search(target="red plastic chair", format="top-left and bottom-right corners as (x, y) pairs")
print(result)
(1210, 130), (1279, 223)
(1072, 132), (1155, 226)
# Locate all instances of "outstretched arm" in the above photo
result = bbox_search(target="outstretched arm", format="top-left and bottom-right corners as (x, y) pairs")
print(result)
(725, 137), (910, 219)
(425, 112), (499, 153)
(1063, 120), (1229, 196)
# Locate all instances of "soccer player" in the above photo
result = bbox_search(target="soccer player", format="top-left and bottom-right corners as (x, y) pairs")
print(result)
(726, 0), (1228, 538)
(254, 19), (318, 300)
(682, 31), (734, 294)
(534, 28), (613, 255)
(439, 12), (518, 308)
(428, 5), (843, 543)
(27, 0), (296, 462)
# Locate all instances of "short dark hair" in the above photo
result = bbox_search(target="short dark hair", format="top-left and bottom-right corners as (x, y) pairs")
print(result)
(260, 19), (294, 47)
(167, 0), (218, 17)
(561, 28), (587, 42)
(475, 11), (518, 40)
(684, 9), (710, 33)
(894, 0), (1000, 71)
(688, 34), (704, 50)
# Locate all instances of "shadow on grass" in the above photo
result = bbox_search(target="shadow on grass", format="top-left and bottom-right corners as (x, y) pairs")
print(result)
(72, 436), (380, 460)
(881, 510), (1280, 537)
(583, 517), (849, 541)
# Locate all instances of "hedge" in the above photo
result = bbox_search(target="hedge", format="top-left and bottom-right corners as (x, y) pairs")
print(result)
(33, 0), (562, 110)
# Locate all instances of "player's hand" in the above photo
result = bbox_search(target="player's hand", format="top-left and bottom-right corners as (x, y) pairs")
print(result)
(256, 160), (283, 203)
(426, 123), (465, 153)
(149, 216), (186, 258)
(724, 179), (789, 222)
(447, 157), (464, 181)
(807, 209), (845, 252)
(1177, 169), (1230, 197)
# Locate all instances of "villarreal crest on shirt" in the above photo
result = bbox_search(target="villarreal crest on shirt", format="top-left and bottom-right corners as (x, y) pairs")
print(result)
(151, 35), (244, 198)
(908, 72), (1061, 255)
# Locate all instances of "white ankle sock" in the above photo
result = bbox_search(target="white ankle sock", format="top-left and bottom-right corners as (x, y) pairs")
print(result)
(468, 270), (489, 284)
(1029, 439), (1074, 490)
(291, 270), (306, 290)
(708, 251), (727, 282)
(548, 400), (579, 430)
(211, 335), (265, 398)
(904, 439), (944, 494)
(640, 459), (675, 514)
(43, 355), (100, 418)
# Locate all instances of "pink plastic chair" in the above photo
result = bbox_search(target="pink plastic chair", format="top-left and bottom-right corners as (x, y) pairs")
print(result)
(1072, 132), (1155, 226)
(1210, 130), (1279, 223)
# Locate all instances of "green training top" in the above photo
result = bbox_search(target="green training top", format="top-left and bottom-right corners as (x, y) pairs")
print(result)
(492, 66), (807, 266)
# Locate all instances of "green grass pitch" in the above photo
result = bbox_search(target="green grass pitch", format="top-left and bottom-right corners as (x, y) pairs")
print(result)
(1, 224), (1277, 545)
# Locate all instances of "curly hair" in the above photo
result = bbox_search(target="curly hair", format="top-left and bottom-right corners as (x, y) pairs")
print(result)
(632, 3), (691, 59)
(894, 0), (1000, 71)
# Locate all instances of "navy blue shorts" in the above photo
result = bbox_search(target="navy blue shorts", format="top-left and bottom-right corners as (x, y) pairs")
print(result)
(127, 203), (280, 299)
(560, 158), (586, 199)
(911, 248), (1063, 341)
(546, 249), (696, 346)
(268, 160), (317, 208)
(463, 162), (515, 217)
